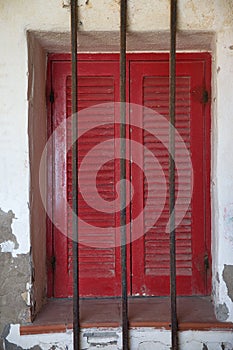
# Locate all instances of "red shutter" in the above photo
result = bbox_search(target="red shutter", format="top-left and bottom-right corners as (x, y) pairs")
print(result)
(51, 59), (121, 297)
(48, 54), (211, 298)
(130, 58), (211, 296)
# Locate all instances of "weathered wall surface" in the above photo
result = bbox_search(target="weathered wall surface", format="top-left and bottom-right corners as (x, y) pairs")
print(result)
(2, 325), (233, 350)
(0, 0), (233, 346)
(0, 210), (31, 337)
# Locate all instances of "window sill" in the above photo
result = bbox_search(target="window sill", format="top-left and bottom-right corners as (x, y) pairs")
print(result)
(20, 296), (233, 335)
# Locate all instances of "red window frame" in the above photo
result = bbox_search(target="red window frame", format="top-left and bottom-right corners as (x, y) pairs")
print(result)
(46, 53), (211, 298)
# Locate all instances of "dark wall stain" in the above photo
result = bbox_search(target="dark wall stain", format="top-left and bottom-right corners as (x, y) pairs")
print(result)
(4, 339), (25, 350)
(223, 264), (233, 302)
(0, 253), (31, 336)
(216, 272), (220, 283)
(1, 325), (42, 350)
(3, 339), (42, 350)
(0, 209), (31, 337)
(216, 302), (229, 321)
(0, 209), (19, 248)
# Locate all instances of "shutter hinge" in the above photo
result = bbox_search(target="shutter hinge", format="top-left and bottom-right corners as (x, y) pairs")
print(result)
(49, 89), (54, 104)
(202, 90), (209, 104)
(51, 255), (56, 270)
(204, 253), (209, 270)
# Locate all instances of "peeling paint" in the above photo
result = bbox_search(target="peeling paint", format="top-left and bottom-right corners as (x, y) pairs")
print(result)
(4, 325), (73, 350)
(3, 339), (43, 350)
(0, 240), (16, 254)
(0, 210), (32, 334)
(0, 209), (19, 256)
(2, 326), (233, 350)
(216, 303), (229, 322)
(221, 343), (233, 350)
(62, 0), (70, 8)
(84, 331), (118, 346)
(0, 254), (31, 335)
(223, 265), (233, 302)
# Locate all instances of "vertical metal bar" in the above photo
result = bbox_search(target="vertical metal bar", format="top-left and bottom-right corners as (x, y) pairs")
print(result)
(71, 1), (80, 349)
(120, 1), (128, 349)
(169, 0), (178, 349)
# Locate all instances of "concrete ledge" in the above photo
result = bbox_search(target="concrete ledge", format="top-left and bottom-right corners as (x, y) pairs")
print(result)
(28, 30), (214, 53)
(20, 297), (233, 335)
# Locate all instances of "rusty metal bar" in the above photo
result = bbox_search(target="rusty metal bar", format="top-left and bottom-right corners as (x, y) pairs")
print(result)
(71, 1), (80, 349)
(169, 0), (178, 349)
(120, 0), (129, 349)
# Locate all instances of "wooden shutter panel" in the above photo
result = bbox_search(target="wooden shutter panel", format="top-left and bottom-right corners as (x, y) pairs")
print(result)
(143, 76), (192, 277)
(52, 59), (121, 297)
(130, 58), (211, 296)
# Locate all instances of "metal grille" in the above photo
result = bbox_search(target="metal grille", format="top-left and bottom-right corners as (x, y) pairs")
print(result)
(70, 0), (178, 349)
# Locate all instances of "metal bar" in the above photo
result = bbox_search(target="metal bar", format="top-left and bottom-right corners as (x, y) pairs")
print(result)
(71, 1), (80, 349)
(169, 0), (178, 349)
(120, 1), (128, 349)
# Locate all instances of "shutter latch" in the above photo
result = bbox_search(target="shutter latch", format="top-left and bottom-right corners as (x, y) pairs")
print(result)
(49, 89), (55, 104)
(202, 90), (209, 104)
(51, 255), (56, 270)
(204, 253), (209, 270)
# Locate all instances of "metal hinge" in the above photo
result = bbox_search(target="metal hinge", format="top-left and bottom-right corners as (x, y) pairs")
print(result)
(51, 255), (56, 270)
(49, 89), (54, 104)
(202, 90), (209, 104)
(204, 253), (209, 270)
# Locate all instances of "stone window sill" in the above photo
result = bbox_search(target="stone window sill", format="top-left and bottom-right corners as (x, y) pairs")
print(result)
(20, 296), (233, 335)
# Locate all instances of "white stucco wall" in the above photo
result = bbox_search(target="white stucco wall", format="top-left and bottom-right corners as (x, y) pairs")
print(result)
(1, 0), (233, 342)
(5, 325), (233, 350)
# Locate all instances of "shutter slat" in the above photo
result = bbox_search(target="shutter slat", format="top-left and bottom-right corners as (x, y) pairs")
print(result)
(66, 75), (116, 279)
(143, 76), (192, 277)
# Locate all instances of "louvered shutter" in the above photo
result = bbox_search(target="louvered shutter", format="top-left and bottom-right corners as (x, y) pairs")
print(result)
(130, 60), (210, 296)
(49, 54), (211, 298)
(52, 60), (121, 297)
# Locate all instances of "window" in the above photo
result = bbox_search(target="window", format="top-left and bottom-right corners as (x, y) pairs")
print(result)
(47, 53), (211, 298)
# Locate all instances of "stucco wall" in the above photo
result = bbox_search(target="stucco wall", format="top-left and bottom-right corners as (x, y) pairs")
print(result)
(0, 0), (233, 345)
(3, 325), (233, 350)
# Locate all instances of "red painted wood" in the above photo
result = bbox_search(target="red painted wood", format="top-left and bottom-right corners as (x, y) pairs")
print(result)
(130, 56), (211, 296)
(51, 59), (122, 297)
(47, 53), (211, 297)
(46, 59), (54, 298)
(203, 54), (212, 295)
